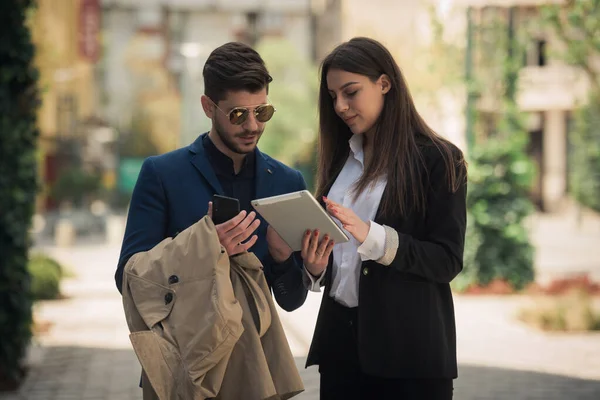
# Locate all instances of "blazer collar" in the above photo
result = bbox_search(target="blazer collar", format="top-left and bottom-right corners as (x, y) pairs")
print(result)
(189, 133), (223, 194)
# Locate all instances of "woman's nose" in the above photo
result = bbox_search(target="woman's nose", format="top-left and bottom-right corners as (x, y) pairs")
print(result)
(334, 97), (349, 115)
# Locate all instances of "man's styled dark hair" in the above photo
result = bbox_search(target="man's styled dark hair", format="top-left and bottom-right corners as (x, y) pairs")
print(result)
(203, 42), (273, 103)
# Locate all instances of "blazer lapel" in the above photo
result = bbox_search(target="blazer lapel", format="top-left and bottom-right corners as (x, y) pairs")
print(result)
(254, 150), (275, 200)
(189, 134), (224, 195)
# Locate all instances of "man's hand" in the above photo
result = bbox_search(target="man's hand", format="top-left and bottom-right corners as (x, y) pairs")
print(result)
(208, 202), (260, 256)
(266, 225), (293, 263)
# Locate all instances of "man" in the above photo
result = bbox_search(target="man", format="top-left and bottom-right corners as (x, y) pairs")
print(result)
(115, 42), (308, 311)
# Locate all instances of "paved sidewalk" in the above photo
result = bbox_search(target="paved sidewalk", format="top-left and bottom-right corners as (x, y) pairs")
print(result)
(1, 242), (599, 400)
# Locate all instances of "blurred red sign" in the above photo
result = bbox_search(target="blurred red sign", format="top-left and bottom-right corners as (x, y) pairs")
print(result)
(79, 0), (101, 62)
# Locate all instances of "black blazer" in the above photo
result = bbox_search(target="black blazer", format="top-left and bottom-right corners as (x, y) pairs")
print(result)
(306, 142), (467, 379)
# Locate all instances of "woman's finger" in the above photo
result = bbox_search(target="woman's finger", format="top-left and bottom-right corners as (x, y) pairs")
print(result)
(323, 239), (335, 259)
(301, 230), (311, 258)
(323, 196), (341, 208)
(316, 234), (329, 258)
(330, 207), (351, 226)
(308, 230), (320, 260)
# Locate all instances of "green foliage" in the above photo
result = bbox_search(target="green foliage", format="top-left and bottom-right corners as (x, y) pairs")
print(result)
(541, 0), (600, 89)
(51, 167), (103, 207)
(569, 94), (600, 211)
(293, 137), (318, 192)
(0, 0), (37, 386)
(471, 7), (534, 103)
(461, 129), (536, 290)
(452, 7), (537, 292)
(410, 5), (465, 102)
(256, 38), (318, 172)
(542, 1), (600, 211)
(118, 112), (159, 158)
(27, 254), (64, 301)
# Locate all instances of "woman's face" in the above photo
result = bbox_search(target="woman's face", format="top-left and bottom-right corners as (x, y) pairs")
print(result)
(326, 69), (390, 136)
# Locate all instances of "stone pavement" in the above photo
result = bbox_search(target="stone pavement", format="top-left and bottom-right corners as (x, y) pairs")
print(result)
(1, 235), (600, 399)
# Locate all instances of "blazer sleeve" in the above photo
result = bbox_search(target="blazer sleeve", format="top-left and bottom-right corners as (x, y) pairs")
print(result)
(263, 169), (309, 311)
(385, 155), (467, 284)
(115, 157), (168, 293)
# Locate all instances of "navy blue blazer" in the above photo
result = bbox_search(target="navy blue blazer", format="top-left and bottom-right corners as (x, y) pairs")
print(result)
(115, 133), (309, 311)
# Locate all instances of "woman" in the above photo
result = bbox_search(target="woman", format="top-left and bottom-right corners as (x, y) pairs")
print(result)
(300, 37), (467, 399)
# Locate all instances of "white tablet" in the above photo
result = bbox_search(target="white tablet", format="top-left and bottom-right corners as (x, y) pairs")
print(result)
(251, 190), (350, 251)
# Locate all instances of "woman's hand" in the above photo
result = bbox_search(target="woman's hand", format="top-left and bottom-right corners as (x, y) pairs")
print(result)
(323, 196), (370, 244)
(301, 229), (335, 277)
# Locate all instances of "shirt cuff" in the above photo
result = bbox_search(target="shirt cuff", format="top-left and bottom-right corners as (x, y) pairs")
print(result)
(303, 265), (326, 292)
(376, 225), (399, 266)
(357, 221), (386, 261)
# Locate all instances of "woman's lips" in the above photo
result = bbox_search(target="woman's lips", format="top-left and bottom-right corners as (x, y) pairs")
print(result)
(344, 116), (357, 124)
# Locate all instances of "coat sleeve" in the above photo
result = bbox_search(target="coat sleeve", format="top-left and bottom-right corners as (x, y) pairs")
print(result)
(115, 157), (168, 293)
(262, 170), (309, 311)
(385, 155), (467, 284)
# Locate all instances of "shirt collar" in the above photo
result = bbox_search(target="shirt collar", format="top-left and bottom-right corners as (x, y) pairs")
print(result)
(202, 134), (255, 176)
(348, 134), (364, 165)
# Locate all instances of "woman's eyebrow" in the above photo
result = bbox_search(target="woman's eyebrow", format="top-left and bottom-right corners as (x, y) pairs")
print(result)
(329, 81), (360, 93)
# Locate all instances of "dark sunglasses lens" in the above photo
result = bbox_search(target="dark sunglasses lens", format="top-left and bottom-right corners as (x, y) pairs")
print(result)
(229, 108), (249, 125)
(255, 105), (275, 122)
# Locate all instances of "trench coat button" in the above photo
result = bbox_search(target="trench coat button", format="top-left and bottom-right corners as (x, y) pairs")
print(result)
(168, 275), (179, 285)
(164, 292), (174, 305)
(363, 268), (369, 276)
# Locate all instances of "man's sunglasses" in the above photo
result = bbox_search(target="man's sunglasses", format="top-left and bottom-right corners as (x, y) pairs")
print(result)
(210, 99), (276, 125)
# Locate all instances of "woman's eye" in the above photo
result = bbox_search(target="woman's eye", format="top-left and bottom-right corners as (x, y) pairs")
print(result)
(346, 91), (358, 97)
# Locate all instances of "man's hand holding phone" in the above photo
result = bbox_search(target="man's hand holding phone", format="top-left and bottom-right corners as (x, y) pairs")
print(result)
(208, 197), (260, 256)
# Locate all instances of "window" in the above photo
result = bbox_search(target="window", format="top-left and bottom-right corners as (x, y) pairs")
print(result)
(536, 39), (547, 66)
(524, 38), (547, 67)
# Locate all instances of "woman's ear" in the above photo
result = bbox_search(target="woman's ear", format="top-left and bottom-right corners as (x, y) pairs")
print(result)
(379, 74), (392, 95)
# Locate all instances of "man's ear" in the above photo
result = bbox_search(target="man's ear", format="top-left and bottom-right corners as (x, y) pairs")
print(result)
(379, 74), (392, 95)
(201, 95), (214, 118)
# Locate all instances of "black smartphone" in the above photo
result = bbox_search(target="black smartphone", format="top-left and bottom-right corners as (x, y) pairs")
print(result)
(212, 194), (240, 225)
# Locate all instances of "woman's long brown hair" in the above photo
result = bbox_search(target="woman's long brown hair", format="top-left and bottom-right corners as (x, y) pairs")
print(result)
(315, 37), (467, 218)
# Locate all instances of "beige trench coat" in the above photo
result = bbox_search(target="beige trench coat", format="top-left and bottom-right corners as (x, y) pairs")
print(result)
(122, 216), (304, 400)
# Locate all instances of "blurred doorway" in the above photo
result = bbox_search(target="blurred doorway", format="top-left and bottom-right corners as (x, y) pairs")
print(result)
(528, 127), (544, 210)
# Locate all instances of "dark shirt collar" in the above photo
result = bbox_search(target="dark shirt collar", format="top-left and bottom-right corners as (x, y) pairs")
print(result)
(202, 134), (255, 177)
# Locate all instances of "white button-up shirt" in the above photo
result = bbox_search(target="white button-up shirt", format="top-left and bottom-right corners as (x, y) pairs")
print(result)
(305, 134), (387, 307)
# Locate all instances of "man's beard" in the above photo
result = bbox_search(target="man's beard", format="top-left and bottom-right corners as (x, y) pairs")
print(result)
(214, 118), (263, 155)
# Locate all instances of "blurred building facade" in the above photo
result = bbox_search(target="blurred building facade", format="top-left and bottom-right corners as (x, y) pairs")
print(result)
(30, 0), (106, 212)
(29, 0), (593, 215)
(458, 0), (593, 212)
(30, 0), (316, 213)
(99, 0), (315, 149)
